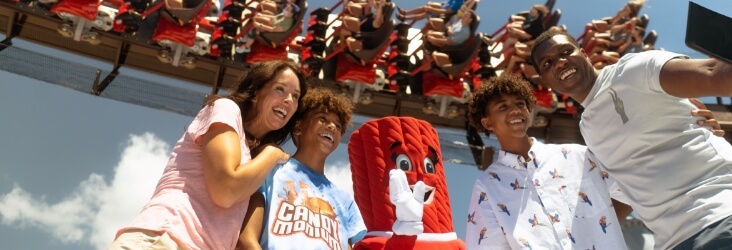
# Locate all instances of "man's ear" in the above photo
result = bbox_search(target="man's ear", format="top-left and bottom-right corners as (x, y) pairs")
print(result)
(480, 116), (493, 131)
(293, 121), (302, 136)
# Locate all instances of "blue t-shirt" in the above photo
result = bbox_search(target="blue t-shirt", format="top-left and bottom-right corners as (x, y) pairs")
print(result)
(259, 158), (366, 250)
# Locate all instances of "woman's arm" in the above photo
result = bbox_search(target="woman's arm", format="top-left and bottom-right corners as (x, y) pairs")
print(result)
(202, 123), (288, 208)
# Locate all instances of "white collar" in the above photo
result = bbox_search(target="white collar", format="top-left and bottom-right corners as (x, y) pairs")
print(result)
(496, 138), (542, 170)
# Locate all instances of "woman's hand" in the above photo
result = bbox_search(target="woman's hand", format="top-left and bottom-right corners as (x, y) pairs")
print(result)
(252, 143), (291, 164)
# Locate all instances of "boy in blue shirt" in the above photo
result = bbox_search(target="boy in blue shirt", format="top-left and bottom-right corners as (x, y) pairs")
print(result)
(237, 87), (366, 250)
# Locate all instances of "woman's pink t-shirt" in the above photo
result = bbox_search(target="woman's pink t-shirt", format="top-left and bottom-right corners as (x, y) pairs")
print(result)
(117, 98), (252, 249)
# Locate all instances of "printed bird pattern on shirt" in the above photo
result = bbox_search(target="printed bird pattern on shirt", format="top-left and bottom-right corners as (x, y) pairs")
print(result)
(588, 159), (598, 173)
(478, 192), (487, 205)
(599, 216), (610, 234)
(579, 192), (593, 206)
(510, 179), (526, 190)
(468, 212), (477, 225)
(466, 142), (625, 249)
(479, 228), (488, 245)
(566, 229), (576, 244)
(489, 172), (501, 181)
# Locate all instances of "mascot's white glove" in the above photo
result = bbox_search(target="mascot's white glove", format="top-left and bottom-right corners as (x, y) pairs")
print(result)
(389, 169), (426, 236)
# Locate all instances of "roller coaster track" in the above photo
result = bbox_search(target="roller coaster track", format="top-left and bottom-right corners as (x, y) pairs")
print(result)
(1, 1), (731, 150)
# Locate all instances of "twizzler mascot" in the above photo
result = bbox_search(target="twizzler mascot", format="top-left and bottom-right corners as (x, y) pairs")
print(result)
(348, 116), (466, 249)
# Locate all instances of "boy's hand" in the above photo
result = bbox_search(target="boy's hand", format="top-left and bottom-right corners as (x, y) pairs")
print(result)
(689, 98), (725, 137)
(389, 169), (425, 236)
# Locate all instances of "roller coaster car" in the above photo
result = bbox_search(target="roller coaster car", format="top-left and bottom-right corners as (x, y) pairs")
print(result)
(207, 0), (254, 58)
(472, 37), (497, 78)
(220, 0), (247, 20)
(301, 24), (326, 54)
(246, 0), (308, 64)
(469, 40), (497, 89)
(419, 15), (481, 118)
(638, 14), (650, 28)
(255, 1), (307, 48)
(533, 85), (555, 110)
(545, 9), (561, 28)
(208, 16), (241, 58)
(490, 8), (560, 71)
(342, 2), (395, 66)
(50, 0), (117, 45)
(301, 5), (330, 42)
(643, 29), (657, 47)
(422, 33), (481, 97)
(299, 7), (332, 76)
(385, 22), (418, 93)
(531, 84), (558, 127)
(386, 48), (412, 90)
(151, 0), (216, 69)
(112, 0), (154, 34)
(317, 2), (395, 103)
(488, 0), (557, 59)
(544, 0), (556, 12)
(429, 14), (480, 81)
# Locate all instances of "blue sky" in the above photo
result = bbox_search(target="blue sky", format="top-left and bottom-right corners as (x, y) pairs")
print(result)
(1, 0), (730, 249)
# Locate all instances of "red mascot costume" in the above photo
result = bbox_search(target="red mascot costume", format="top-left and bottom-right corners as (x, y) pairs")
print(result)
(348, 116), (465, 250)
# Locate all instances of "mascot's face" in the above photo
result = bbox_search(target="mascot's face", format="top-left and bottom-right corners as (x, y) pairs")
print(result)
(349, 116), (455, 233)
(390, 141), (438, 205)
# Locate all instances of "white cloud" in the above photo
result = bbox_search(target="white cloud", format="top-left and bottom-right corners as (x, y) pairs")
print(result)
(0, 175), (105, 244)
(0, 133), (169, 250)
(90, 133), (170, 249)
(0, 133), (357, 250)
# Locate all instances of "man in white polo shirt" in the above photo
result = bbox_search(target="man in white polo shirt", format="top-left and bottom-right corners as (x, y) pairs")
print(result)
(530, 28), (732, 250)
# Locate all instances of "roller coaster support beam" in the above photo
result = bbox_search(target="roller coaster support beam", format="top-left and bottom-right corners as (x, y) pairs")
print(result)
(211, 65), (226, 95)
(91, 42), (131, 95)
(0, 11), (27, 52)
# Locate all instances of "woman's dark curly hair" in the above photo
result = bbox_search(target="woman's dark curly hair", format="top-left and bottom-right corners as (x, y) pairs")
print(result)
(467, 74), (536, 137)
(204, 60), (308, 146)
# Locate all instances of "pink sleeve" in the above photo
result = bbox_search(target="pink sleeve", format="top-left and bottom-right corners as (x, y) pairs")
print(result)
(191, 98), (243, 145)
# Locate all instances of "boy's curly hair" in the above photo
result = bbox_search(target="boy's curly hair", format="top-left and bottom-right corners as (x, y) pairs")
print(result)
(467, 74), (537, 137)
(297, 87), (354, 135)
